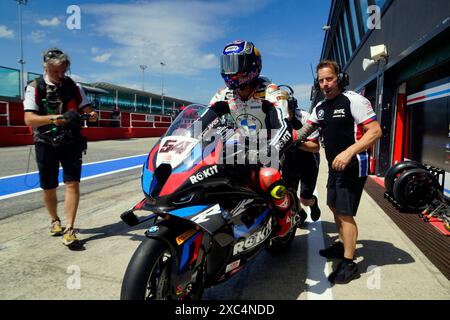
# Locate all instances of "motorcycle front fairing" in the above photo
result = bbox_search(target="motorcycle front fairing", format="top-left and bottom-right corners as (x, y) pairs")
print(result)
(141, 104), (229, 204)
(124, 104), (277, 296)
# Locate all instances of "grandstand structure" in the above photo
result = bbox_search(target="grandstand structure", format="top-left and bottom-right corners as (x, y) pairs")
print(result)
(0, 67), (194, 146)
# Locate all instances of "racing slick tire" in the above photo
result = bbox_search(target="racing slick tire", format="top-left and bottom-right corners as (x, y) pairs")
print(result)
(392, 168), (440, 212)
(384, 160), (424, 195)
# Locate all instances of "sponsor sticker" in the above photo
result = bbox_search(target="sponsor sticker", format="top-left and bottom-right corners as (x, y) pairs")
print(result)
(225, 45), (239, 53)
(189, 165), (219, 184)
(191, 204), (222, 224)
(333, 108), (346, 118)
(233, 220), (272, 255)
(317, 109), (325, 120)
(225, 260), (241, 273)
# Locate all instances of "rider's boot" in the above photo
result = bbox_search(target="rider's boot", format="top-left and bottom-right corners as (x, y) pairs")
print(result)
(270, 185), (294, 237)
(258, 168), (294, 237)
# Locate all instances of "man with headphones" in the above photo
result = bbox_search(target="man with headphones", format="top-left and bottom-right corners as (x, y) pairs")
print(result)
(295, 60), (382, 284)
(23, 48), (98, 248)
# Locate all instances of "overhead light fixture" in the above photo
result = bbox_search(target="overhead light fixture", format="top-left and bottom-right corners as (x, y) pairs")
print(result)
(362, 44), (388, 71)
(370, 44), (388, 60)
(362, 58), (376, 71)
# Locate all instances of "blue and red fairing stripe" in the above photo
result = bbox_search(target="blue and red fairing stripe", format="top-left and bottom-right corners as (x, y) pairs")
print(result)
(179, 232), (203, 271)
(141, 143), (159, 195)
(147, 142), (160, 172)
(158, 141), (223, 196)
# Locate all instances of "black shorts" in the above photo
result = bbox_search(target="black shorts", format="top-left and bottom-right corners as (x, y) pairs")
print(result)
(35, 143), (83, 190)
(282, 149), (319, 200)
(326, 172), (367, 216)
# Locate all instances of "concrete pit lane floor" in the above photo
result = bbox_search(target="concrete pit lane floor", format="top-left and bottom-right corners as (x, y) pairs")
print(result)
(0, 138), (448, 299)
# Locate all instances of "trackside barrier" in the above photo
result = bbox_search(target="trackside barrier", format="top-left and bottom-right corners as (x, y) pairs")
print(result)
(129, 112), (172, 128)
(0, 101), (10, 126)
(0, 126), (167, 146)
(98, 110), (121, 127)
(0, 102), (172, 146)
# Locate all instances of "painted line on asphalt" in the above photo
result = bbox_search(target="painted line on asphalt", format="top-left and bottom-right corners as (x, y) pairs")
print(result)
(0, 154), (147, 200)
(300, 189), (334, 300)
(305, 217), (334, 300)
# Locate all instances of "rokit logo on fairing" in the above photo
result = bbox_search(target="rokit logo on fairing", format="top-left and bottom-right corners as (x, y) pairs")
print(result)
(233, 220), (272, 255)
(189, 165), (219, 184)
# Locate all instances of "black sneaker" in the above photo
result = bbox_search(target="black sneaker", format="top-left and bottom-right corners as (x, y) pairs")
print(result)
(328, 260), (360, 284)
(319, 241), (344, 259)
(299, 209), (307, 226)
(310, 195), (321, 221)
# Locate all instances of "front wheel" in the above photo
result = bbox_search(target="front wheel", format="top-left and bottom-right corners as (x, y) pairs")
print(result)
(121, 238), (172, 300)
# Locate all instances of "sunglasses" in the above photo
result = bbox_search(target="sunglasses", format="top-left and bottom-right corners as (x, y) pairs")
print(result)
(43, 50), (64, 62)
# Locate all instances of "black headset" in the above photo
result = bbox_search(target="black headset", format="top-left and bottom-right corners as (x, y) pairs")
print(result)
(314, 64), (349, 90)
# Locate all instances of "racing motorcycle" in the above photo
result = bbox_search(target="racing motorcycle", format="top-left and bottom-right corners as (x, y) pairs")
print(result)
(120, 104), (301, 300)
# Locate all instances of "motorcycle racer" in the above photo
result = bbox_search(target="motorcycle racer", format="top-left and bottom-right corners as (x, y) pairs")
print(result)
(208, 40), (295, 237)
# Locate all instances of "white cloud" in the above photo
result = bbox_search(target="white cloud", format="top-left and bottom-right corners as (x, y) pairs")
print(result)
(37, 17), (61, 27)
(29, 31), (46, 43)
(0, 25), (14, 39)
(83, 0), (269, 76)
(92, 52), (112, 63)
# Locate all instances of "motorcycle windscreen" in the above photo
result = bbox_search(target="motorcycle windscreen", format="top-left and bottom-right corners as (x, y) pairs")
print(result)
(156, 136), (199, 170)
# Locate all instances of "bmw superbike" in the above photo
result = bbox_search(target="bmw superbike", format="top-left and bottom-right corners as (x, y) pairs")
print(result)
(120, 104), (301, 300)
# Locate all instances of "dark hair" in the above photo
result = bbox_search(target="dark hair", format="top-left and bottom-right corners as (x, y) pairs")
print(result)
(316, 60), (340, 75)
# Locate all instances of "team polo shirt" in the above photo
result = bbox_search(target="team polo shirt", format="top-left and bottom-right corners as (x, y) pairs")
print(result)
(308, 91), (377, 177)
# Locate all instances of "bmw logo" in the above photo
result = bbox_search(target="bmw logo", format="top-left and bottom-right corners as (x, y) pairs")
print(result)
(148, 226), (159, 233)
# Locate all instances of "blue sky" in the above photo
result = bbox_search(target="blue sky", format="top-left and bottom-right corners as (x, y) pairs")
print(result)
(0, 0), (331, 108)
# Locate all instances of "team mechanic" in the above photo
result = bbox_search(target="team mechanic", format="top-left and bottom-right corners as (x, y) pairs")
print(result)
(23, 48), (98, 248)
(295, 60), (382, 284)
(207, 40), (318, 237)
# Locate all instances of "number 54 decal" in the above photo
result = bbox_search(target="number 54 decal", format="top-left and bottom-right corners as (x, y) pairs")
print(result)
(160, 139), (192, 154)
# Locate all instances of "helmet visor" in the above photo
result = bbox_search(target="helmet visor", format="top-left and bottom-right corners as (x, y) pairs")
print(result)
(220, 54), (248, 75)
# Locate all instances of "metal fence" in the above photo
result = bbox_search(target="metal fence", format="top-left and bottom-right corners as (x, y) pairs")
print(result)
(0, 66), (20, 98)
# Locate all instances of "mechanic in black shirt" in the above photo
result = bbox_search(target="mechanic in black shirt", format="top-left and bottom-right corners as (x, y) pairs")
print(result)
(296, 60), (382, 284)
